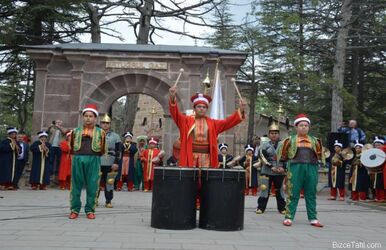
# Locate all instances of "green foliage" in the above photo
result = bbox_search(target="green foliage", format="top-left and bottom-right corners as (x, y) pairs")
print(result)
(0, 0), (90, 134)
(226, 0), (386, 139)
(206, 0), (237, 50)
(0, 54), (33, 133)
(0, 0), (384, 141)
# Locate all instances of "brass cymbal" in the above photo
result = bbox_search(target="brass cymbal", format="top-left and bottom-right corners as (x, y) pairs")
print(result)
(107, 178), (115, 185)
(342, 147), (354, 160)
(322, 147), (330, 158)
(362, 143), (373, 152)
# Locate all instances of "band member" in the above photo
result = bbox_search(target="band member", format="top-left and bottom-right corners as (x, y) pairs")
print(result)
(69, 104), (106, 220)
(218, 143), (233, 168)
(58, 131), (72, 190)
(349, 141), (370, 201)
(118, 132), (138, 191)
(29, 131), (51, 190)
(166, 138), (180, 167)
(372, 136), (385, 202)
(328, 140), (346, 201)
(14, 132), (29, 189)
(47, 120), (66, 176)
(98, 114), (120, 208)
(256, 121), (286, 214)
(168, 85), (246, 168)
(141, 138), (163, 191)
(239, 144), (259, 196)
(0, 127), (20, 190)
(277, 114), (324, 227)
(134, 135), (147, 190)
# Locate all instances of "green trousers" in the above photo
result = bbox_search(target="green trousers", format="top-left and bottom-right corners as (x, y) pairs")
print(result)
(134, 160), (143, 190)
(70, 155), (101, 214)
(285, 162), (319, 221)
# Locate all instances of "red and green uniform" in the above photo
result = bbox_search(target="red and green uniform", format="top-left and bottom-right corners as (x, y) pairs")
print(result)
(70, 126), (106, 214)
(277, 135), (324, 222)
(134, 144), (147, 190)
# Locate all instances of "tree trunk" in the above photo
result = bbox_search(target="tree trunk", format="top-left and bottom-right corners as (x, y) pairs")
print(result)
(20, 61), (33, 132)
(331, 0), (352, 132)
(86, 3), (101, 43)
(121, 0), (154, 133)
(350, 48), (359, 119)
(122, 95), (140, 133)
(31, 13), (43, 45)
(137, 0), (154, 44)
(349, 2), (360, 119)
(297, 0), (305, 111)
(357, 56), (365, 114)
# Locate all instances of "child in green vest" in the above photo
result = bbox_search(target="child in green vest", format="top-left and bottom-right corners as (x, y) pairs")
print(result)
(69, 104), (106, 220)
(277, 114), (324, 227)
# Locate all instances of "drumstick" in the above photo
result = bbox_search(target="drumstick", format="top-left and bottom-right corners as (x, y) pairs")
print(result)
(231, 78), (243, 102)
(173, 68), (184, 88)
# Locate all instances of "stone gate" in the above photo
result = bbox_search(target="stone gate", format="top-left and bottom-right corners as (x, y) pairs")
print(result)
(25, 43), (247, 156)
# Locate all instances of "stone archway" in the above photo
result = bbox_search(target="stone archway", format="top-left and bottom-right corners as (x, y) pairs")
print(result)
(82, 70), (183, 114)
(83, 71), (183, 155)
(25, 43), (246, 156)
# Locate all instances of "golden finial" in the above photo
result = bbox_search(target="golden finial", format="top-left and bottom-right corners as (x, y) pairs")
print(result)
(277, 104), (284, 114)
(203, 69), (210, 88)
(150, 106), (157, 115)
(203, 68), (211, 94)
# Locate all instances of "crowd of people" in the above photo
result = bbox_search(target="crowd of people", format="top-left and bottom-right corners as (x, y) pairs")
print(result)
(0, 87), (385, 226)
(328, 135), (386, 202)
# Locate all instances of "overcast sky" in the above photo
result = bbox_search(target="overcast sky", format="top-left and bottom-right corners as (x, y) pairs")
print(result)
(84, 0), (252, 46)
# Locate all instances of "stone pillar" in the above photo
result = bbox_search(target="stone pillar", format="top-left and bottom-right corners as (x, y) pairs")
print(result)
(65, 53), (89, 127)
(30, 53), (52, 134)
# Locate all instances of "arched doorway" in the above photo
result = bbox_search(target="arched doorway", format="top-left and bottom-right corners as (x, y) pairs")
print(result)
(110, 94), (165, 148)
(83, 71), (183, 158)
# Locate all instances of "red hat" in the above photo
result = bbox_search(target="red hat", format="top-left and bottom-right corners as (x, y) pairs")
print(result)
(294, 114), (311, 126)
(190, 93), (212, 107)
(149, 137), (158, 145)
(82, 103), (99, 117)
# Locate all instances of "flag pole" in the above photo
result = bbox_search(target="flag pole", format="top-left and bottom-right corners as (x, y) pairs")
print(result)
(213, 58), (220, 94)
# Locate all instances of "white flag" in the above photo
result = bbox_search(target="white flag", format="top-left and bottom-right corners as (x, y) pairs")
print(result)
(210, 70), (225, 120)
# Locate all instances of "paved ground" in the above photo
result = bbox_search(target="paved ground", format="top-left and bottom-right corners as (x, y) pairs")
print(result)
(0, 187), (385, 250)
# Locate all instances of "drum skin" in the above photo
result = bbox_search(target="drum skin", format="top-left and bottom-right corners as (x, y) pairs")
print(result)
(361, 148), (385, 174)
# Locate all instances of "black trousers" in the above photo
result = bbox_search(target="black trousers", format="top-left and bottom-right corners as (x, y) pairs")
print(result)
(49, 146), (61, 175)
(13, 160), (27, 187)
(257, 174), (286, 212)
(99, 165), (113, 204)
